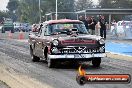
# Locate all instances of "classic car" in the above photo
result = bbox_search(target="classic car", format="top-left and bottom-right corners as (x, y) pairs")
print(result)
(28, 19), (106, 68)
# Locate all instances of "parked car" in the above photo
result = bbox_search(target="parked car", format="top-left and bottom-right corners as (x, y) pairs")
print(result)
(1, 18), (14, 33)
(13, 22), (21, 32)
(22, 23), (31, 32)
(14, 22), (31, 32)
(28, 19), (106, 68)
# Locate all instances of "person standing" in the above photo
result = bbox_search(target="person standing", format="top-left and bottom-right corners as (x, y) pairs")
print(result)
(95, 21), (101, 36)
(99, 15), (107, 38)
(79, 16), (88, 31)
(88, 16), (97, 35)
(86, 16), (91, 33)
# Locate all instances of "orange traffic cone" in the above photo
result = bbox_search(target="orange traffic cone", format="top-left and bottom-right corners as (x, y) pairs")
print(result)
(18, 31), (24, 40)
(8, 31), (13, 39)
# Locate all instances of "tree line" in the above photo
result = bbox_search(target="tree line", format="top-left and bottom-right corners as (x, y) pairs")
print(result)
(0, 0), (132, 24)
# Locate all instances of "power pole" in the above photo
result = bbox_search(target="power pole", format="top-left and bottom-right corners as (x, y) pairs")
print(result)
(39, 0), (41, 22)
(56, 0), (58, 20)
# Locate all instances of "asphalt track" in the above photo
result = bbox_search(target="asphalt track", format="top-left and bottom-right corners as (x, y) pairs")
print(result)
(0, 33), (132, 88)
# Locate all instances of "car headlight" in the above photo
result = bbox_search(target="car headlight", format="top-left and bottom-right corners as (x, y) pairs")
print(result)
(99, 38), (105, 44)
(99, 46), (105, 53)
(52, 47), (59, 54)
(53, 40), (59, 46)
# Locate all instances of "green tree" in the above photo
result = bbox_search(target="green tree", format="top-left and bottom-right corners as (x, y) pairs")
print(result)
(75, 0), (93, 11)
(99, 0), (132, 8)
(6, 0), (19, 21)
(16, 0), (40, 23)
(0, 11), (8, 23)
(15, 0), (75, 23)
(98, 0), (132, 21)
(6, 0), (19, 12)
(56, 0), (75, 19)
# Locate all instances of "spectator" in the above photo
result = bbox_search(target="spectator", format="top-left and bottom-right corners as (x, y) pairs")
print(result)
(88, 16), (97, 35)
(86, 16), (91, 33)
(79, 16), (88, 30)
(88, 16), (92, 33)
(32, 24), (38, 32)
(95, 21), (101, 36)
(99, 15), (107, 38)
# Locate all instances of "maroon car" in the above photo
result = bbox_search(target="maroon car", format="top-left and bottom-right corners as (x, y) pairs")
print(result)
(28, 19), (106, 68)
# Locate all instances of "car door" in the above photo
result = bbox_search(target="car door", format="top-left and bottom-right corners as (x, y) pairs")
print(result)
(42, 25), (51, 57)
(35, 25), (46, 58)
(36, 24), (50, 58)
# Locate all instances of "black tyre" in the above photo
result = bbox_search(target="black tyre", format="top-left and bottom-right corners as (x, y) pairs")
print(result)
(30, 46), (40, 62)
(1, 28), (5, 33)
(44, 47), (48, 60)
(32, 55), (40, 62)
(92, 58), (101, 67)
(44, 47), (55, 68)
(47, 58), (54, 68)
(22, 30), (25, 32)
(11, 29), (14, 33)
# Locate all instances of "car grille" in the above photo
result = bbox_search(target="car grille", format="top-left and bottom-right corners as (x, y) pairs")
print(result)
(59, 46), (105, 54)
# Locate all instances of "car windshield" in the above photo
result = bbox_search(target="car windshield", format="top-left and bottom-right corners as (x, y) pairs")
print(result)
(48, 23), (88, 35)
(4, 19), (13, 24)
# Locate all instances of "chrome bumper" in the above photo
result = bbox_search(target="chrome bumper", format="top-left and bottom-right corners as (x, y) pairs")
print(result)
(48, 53), (106, 59)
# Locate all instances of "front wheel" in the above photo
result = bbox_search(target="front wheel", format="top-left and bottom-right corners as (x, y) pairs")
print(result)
(47, 58), (54, 68)
(92, 58), (101, 67)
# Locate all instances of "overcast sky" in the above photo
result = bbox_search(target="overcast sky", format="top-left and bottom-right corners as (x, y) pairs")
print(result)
(93, 0), (99, 5)
(0, 0), (9, 11)
(0, 0), (98, 11)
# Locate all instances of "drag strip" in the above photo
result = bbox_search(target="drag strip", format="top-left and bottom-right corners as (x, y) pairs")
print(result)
(0, 39), (132, 88)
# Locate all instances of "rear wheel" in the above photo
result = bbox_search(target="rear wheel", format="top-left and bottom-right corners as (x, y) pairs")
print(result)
(32, 55), (40, 62)
(11, 29), (14, 33)
(30, 46), (40, 62)
(92, 58), (101, 67)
